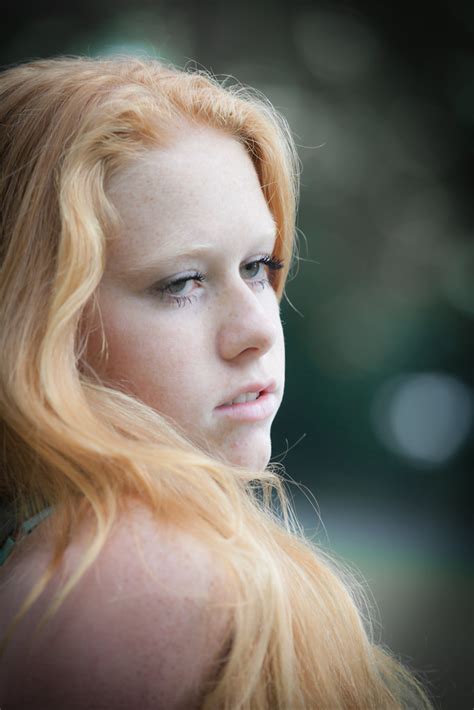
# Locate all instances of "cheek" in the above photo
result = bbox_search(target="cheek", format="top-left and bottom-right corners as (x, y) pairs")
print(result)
(105, 323), (189, 407)
(85, 299), (206, 420)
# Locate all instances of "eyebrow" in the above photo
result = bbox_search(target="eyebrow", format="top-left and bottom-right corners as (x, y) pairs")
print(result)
(119, 244), (216, 276)
(111, 231), (278, 279)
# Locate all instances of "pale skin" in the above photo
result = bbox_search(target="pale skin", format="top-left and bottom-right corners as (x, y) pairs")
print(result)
(0, 506), (231, 709)
(86, 125), (285, 471)
(0, 126), (286, 707)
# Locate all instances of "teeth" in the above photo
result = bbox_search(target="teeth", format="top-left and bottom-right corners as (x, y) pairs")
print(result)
(226, 392), (260, 405)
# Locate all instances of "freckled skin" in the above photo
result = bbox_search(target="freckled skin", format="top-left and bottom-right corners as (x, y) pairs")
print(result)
(1, 129), (285, 710)
(0, 505), (230, 709)
(85, 126), (285, 471)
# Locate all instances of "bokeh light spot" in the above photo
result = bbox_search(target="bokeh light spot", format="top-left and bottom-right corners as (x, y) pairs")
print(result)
(294, 9), (380, 84)
(372, 372), (472, 465)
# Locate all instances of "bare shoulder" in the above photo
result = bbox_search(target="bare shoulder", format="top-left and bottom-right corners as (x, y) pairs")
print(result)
(0, 501), (232, 709)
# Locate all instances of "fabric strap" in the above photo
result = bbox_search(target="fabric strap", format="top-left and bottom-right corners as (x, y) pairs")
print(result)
(0, 506), (54, 566)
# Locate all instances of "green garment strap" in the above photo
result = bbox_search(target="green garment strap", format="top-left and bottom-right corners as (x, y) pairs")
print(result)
(0, 506), (54, 566)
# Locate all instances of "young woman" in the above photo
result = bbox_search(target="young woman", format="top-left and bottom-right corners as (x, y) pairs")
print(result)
(0, 56), (431, 708)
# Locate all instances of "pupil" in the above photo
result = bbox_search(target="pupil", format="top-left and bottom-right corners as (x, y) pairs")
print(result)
(245, 262), (260, 278)
(169, 280), (188, 294)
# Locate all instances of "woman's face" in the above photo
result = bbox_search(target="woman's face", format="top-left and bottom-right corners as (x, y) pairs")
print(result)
(85, 126), (285, 470)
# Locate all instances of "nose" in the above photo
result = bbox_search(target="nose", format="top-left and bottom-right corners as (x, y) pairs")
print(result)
(217, 281), (280, 361)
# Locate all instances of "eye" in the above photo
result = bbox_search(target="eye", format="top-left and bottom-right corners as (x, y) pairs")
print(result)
(241, 261), (265, 279)
(166, 278), (195, 296)
(241, 255), (284, 288)
(150, 271), (205, 307)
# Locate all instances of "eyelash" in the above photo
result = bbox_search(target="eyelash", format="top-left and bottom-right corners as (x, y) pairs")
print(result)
(155, 255), (284, 308)
(242, 255), (284, 291)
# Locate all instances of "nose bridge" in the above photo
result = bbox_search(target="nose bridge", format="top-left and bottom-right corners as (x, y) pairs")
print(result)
(217, 279), (278, 360)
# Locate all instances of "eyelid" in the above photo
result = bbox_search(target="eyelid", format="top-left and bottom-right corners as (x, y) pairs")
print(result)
(147, 253), (283, 307)
(148, 270), (205, 292)
(240, 254), (285, 294)
(242, 254), (284, 271)
(150, 255), (282, 287)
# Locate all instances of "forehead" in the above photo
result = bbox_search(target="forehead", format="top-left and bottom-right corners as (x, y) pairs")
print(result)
(105, 126), (276, 268)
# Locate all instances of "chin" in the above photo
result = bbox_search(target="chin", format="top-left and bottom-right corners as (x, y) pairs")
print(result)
(222, 437), (271, 471)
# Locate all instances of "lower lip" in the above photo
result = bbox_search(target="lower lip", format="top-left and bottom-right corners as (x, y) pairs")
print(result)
(214, 392), (277, 422)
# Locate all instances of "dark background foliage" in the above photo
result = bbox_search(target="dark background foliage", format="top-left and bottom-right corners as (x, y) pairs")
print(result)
(1, 2), (472, 707)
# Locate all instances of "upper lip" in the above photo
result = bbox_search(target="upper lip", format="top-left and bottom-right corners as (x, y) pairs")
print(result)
(217, 380), (277, 407)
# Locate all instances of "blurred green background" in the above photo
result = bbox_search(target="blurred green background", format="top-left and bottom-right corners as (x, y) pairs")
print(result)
(1, 1), (472, 707)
